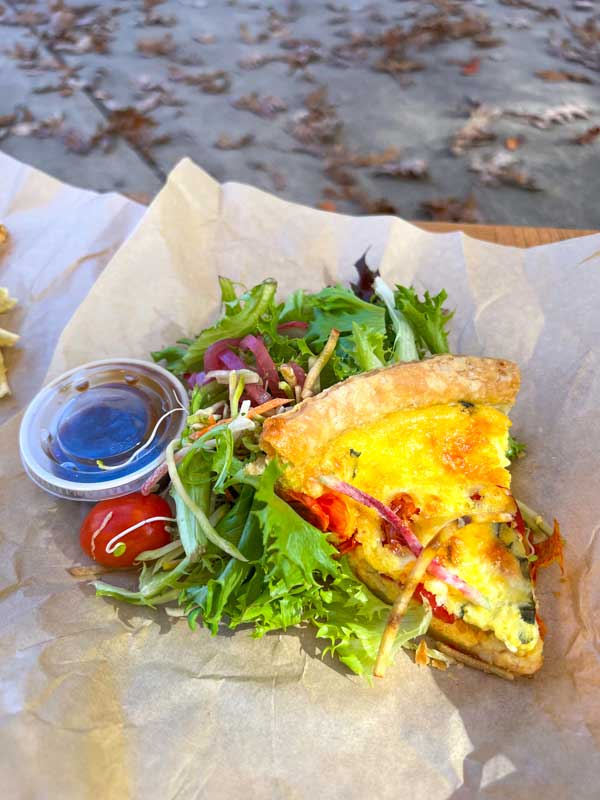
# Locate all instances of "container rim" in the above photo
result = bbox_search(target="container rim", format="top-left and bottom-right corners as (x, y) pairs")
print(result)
(19, 358), (189, 501)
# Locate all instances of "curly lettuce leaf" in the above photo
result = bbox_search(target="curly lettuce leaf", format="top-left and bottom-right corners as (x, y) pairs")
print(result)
(314, 559), (432, 676)
(506, 433), (527, 462)
(350, 321), (386, 371)
(394, 285), (454, 357)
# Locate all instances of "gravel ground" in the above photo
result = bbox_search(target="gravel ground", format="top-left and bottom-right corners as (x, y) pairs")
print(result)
(0, 0), (599, 227)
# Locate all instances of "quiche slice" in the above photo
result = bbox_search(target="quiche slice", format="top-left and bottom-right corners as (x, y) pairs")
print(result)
(260, 355), (543, 677)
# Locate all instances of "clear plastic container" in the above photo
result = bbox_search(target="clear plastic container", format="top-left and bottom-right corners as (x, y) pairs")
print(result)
(19, 358), (189, 501)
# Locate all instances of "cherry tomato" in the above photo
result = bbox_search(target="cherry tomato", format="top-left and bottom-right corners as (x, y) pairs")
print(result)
(80, 493), (173, 567)
(414, 584), (457, 624)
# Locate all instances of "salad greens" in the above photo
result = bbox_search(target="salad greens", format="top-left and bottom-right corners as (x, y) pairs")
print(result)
(96, 261), (524, 677)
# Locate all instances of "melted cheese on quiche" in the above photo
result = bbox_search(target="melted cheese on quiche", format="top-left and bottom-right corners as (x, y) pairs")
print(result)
(279, 402), (540, 656)
(426, 522), (539, 653)
(282, 403), (513, 518)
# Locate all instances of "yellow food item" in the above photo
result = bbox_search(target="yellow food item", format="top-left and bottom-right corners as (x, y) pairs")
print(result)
(262, 356), (543, 676)
(0, 284), (18, 399)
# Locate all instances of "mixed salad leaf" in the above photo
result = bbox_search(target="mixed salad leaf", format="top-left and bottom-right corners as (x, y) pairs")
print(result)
(94, 259), (526, 677)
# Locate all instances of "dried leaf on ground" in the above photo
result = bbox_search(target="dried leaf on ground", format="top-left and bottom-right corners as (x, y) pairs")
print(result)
(451, 105), (500, 155)
(143, 0), (177, 27)
(461, 56), (481, 75)
(325, 183), (400, 215)
(548, 18), (600, 72)
(347, 188), (399, 215)
(572, 125), (600, 145)
(568, 14), (600, 48)
(232, 93), (288, 119)
(420, 194), (481, 223)
(281, 40), (322, 71)
(498, 0), (559, 18)
(473, 34), (505, 48)
(5, 43), (39, 65)
(214, 133), (255, 150)
(329, 32), (374, 66)
(0, 114), (16, 129)
(286, 86), (341, 147)
(104, 108), (157, 145)
(374, 158), (430, 179)
(239, 22), (269, 45)
(122, 191), (152, 205)
(64, 107), (169, 158)
(144, 9), (177, 26)
(374, 56), (425, 75)
(0, 10), (49, 26)
(328, 146), (400, 167)
(62, 127), (96, 155)
(137, 33), (176, 57)
(4, 107), (64, 139)
(535, 69), (593, 83)
(504, 135), (525, 150)
(505, 103), (589, 128)
(369, 6), (493, 79)
(193, 33), (217, 44)
(324, 162), (356, 186)
(48, 9), (76, 38)
(238, 52), (280, 70)
(168, 66), (231, 94)
(133, 77), (183, 110)
(317, 199), (338, 212)
(470, 150), (541, 191)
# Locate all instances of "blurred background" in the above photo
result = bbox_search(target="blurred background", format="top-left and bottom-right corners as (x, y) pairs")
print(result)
(0, 0), (598, 227)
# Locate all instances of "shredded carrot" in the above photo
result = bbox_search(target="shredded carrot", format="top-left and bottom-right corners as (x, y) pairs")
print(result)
(415, 640), (429, 668)
(246, 397), (293, 418)
(189, 399), (292, 441)
(189, 417), (224, 441)
(531, 519), (564, 582)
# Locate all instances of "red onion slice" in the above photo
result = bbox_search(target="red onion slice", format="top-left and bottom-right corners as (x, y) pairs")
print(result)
(244, 383), (272, 406)
(186, 371), (207, 388)
(203, 338), (242, 371)
(321, 477), (422, 555)
(426, 561), (486, 606)
(240, 334), (282, 396)
(219, 349), (248, 371)
(321, 476), (486, 607)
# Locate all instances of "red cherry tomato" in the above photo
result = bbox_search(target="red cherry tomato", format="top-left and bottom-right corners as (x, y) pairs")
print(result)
(414, 584), (456, 624)
(80, 493), (173, 567)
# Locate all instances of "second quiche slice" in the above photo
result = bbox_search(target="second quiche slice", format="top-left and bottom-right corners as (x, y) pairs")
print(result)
(260, 354), (543, 677)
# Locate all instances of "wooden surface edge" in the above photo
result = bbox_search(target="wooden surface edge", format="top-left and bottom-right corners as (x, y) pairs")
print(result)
(413, 221), (598, 248)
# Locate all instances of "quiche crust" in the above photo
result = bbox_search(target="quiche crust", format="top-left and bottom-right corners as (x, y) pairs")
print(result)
(261, 355), (520, 467)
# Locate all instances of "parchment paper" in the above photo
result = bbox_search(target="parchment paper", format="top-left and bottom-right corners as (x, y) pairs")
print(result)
(1, 157), (600, 800)
(0, 150), (144, 426)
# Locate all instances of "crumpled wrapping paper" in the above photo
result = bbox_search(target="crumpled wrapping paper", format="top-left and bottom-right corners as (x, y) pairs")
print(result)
(0, 151), (144, 427)
(1, 156), (599, 799)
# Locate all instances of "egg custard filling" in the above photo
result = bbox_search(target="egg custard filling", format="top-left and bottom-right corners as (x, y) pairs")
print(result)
(261, 355), (544, 676)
